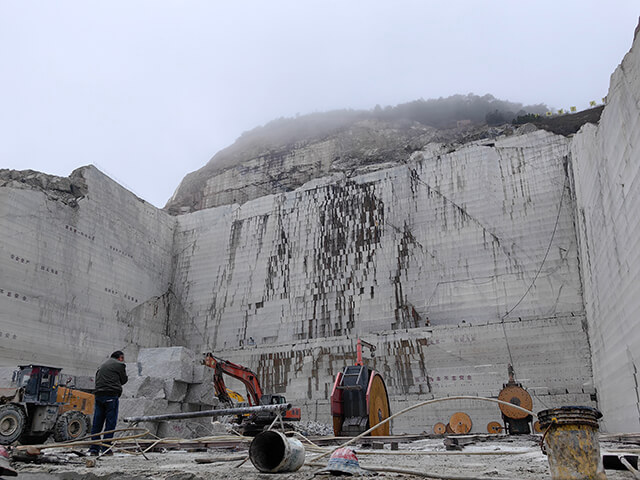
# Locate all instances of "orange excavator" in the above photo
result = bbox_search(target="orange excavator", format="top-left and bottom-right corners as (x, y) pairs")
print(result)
(203, 353), (301, 435)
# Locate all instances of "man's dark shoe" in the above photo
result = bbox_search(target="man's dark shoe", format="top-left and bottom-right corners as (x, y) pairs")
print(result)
(88, 450), (99, 456)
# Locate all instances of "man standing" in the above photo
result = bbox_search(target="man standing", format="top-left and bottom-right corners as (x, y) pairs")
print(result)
(89, 351), (128, 455)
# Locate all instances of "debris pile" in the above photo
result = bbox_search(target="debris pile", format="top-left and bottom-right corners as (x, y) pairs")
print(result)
(0, 168), (88, 206)
(118, 347), (221, 438)
(294, 421), (333, 436)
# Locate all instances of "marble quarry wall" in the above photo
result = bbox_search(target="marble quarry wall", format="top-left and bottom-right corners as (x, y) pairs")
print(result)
(214, 318), (593, 434)
(173, 130), (583, 348)
(569, 30), (640, 432)
(171, 129), (594, 432)
(2, 26), (639, 434)
(0, 166), (175, 375)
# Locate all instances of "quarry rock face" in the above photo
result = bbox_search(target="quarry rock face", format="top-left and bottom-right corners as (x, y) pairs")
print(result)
(570, 31), (640, 432)
(1, 23), (639, 434)
(164, 117), (515, 214)
(137, 346), (195, 383)
(172, 129), (582, 349)
(0, 168), (88, 207)
(165, 117), (437, 214)
(0, 166), (176, 371)
(168, 127), (593, 432)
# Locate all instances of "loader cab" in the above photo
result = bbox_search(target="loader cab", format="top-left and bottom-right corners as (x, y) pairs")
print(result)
(14, 365), (62, 405)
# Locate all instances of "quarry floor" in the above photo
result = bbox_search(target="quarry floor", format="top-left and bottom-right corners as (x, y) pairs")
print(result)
(9, 436), (638, 480)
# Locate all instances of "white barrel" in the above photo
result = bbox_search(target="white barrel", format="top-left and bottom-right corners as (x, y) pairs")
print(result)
(249, 430), (306, 473)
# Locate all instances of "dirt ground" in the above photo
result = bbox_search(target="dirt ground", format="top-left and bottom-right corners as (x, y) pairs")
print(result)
(7, 435), (639, 480)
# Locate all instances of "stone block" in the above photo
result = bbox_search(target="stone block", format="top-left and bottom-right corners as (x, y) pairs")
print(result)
(155, 401), (219, 439)
(192, 364), (215, 384)
(126, 362), (141, 377)
(163, 379), (188, 402)
(118, 398), (168, 419)
(156, 417), (221, 439)
(185, 383), (218, 406)
(137, 347), (195, 383)
(117, 398), (177, 437)
(121, 376), (165, 399)
(181, 403), (205, 413)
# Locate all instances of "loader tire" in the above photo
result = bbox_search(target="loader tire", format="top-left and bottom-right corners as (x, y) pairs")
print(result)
(0, 404), (26, 445)
(53, 411), (90, 442)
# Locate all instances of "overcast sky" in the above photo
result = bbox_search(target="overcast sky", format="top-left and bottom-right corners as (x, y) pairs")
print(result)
(1, 2), (638, 208)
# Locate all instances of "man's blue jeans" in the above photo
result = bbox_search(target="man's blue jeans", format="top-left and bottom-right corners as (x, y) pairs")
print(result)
(89, 396), (119, 453)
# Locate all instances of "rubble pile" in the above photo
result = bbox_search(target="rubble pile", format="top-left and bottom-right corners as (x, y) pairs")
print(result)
(294, 421), (333, 436)
(0, 168), (88, 206)
(118, 347), (222, 438)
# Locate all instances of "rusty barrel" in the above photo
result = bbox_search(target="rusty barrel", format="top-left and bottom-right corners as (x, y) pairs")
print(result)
(249, 430), (305, 473)
(538, 406), (606, 480)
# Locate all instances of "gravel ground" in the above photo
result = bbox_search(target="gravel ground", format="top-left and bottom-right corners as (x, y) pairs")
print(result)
(10, 437), (638, 480)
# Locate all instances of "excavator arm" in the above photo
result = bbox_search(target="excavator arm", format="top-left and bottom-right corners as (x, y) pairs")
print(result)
(203, 353), (263, 406)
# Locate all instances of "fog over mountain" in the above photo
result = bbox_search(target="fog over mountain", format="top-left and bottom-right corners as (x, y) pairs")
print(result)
(165, 93), (559, 214)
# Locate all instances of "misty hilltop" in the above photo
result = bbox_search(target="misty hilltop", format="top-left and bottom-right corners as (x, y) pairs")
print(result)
(164, 94), (599, 215)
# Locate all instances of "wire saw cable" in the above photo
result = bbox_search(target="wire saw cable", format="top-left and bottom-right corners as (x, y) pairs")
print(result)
(499, 175), (569, 373)
(309, 395), (536, 464)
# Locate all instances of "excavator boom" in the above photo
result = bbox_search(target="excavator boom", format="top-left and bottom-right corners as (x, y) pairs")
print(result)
(202, 353), (300, 435)
(203, 353), (263, 406)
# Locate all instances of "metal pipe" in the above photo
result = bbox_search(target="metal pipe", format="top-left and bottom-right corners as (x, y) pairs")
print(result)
(123, 403), (291, 423)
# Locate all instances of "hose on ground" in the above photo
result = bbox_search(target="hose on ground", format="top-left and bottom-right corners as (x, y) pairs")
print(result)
(309, 395), (536, 464)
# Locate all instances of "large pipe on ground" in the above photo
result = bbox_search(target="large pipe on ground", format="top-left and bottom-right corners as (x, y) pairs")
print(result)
(249, 430), (306, 473)
(123, 404), (291, 423)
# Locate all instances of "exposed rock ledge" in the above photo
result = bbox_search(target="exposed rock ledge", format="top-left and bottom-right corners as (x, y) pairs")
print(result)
(0, 167), (88, 207)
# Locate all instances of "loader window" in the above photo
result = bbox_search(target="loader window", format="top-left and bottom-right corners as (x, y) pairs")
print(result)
(22, 374), (39, 396)
(18, 374), (31, 388)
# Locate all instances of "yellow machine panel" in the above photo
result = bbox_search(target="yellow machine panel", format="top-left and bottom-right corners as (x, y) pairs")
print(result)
(57, 387), (94, 416)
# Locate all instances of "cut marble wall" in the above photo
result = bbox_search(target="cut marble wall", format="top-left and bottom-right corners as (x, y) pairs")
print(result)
(168, 128), (591, 432)
(172, 129), (583, 352)
(211, 316), (593, 434)
(0, 166), (175, 375)
(570, 28), (640, 432)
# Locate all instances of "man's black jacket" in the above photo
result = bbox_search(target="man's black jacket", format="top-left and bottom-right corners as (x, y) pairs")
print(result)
(94, 357), (128, 397)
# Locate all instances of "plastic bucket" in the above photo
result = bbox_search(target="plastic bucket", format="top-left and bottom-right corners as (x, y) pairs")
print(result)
(538, 406), (606, 480)
(249, 430), (306, 473)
